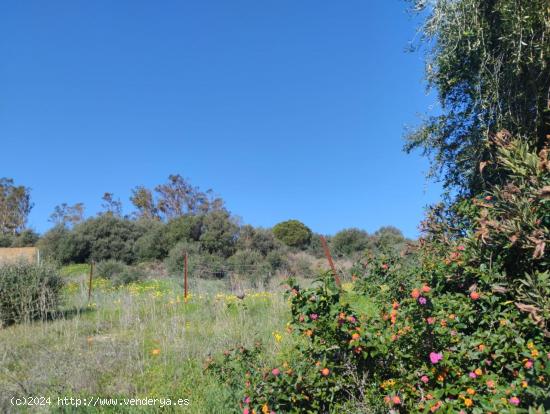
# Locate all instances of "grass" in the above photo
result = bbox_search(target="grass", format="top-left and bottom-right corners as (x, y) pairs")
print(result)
(0, 266), (292, 413)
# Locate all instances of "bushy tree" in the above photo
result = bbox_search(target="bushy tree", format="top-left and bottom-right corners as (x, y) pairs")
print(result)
(11, 229), (39, 247)
(273, 220), (312, 249)
(199, 210), (239, 257)
(237, 225), (279, 256)
(74, 216), (145, 263)
(38, 225), (89, 264)
(331, 228), (369, 257)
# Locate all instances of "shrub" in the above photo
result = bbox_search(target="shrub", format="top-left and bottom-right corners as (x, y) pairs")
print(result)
(199, 210), (239, 257)
(74, 216), (146, 263)
(272, 220), (312, 249)
(95, 260), (127, 280)
(331, 228), (369, 257)
(0, 261), (64, 326)
(213, 135), (550, 413)
(95, 260), (146, 286)
(38, 225), (89, 264)
(11, 229), (40, 247)
(133, 220), (169, 261)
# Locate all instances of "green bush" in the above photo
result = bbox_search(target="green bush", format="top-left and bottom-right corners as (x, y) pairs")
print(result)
(272, 220), (312, 249)
(74, 216), (146, 263)
(0, 261), (64, 326)
(38, 225), (89, 264)
(213, 135), (550, 413)
(331, 228), (369, 257)
(133, 220), (169, 261)
(95, 260), (127, 280)
(199, 210), (239, 257)
(95, 260), (146, 286)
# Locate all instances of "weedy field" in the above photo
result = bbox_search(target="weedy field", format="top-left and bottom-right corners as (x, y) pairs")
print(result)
(0, 266), (292, 413)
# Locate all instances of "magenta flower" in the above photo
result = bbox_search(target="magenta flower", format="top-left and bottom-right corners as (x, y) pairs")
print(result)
(509, 396), (520, 405)
(420, 375), (429, 384)
(310, 313), (318, 320)
(418, 297), (427, 305)
(272, 368), (280, 376)
(429, 352), (443, 364)
(243, 409), (249, 414)
(469, 372), (477, 379)
(244, 397), (250, 404)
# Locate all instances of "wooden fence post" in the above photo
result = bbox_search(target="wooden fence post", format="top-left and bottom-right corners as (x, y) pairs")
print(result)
(184, 251), (188, 302)
(88, 260), (94, 302)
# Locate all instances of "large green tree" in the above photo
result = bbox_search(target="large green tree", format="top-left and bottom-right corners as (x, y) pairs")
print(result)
(406, 0), (549, 194)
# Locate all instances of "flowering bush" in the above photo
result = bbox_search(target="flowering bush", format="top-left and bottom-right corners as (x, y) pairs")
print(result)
(210, 135), (549, 413)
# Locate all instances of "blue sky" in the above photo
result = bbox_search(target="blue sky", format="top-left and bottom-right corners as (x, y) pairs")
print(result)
(1, 1), (440, 238)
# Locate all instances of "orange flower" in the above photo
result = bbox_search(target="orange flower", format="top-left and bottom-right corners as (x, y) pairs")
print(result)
(351, 333), (360, 341)
(421, 284), (431, 293)
(261, 404), (269, 414)
(321, 368), (330, 376)
(151, 348), (161, 356)
(411, 288), (421, 299)
(305, 329), (313, 337)
(478, 344), (485, 352)
(392, 395), (401, 405)
(470, 291), (480, 300)
(474, 368), (483, 376)
(486, 379), (495, 388)
(464, 398), (473, 407)
(466, 388), (476, 395)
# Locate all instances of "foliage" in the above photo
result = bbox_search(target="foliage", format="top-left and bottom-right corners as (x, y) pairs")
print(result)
(10, 229), (40, 247)
(405, 0), (550, 193)
(0, 261), (63, 326)
(217, 136), (550, 413)
(49, 202), (85, 228)
(74, 216), (146, 264)
(273, 220), (312, 249)
(38, 225), (89, 264)
(0, 177), (33, 235)
(133, 220), (170, 261)
(199, 210), (239, 257)
(332, 228), (369, 257)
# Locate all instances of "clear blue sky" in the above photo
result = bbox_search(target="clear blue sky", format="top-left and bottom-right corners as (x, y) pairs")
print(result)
(1, 0), (441, 238)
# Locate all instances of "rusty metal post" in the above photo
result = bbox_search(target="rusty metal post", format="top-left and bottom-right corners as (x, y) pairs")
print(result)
(320, 236), (341, 288)
(184, 251), (188, 301)
(88, 260), (94, 302)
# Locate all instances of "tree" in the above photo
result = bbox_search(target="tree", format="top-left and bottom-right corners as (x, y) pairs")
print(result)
(100, 192), (123, 217)
(49, 202), (85, 228)
(155, 174), (225, 220)
(199, 210), (239, 257)
(272, 220), (312, 249)
(406, 0), (550, 194)
(332, 228), (369, 257)
(130, 186), (159, 220)
(0, 178), (33, 234)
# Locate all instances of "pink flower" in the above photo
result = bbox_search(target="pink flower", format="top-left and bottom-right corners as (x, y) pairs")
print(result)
(427, 317), (435, 325)
(420, 375), (429, 384)
(418, 297), (427, 305)
(524, 360), (533, 369)
(244, 397), (251, 404)
(243, 409), (249, 414)
(457, 245), (465, 251)
(509, 396), (520, 405)
(469, 372), (477, 379)
(429, 352), (443, 364)
(272, 368), (280, 376)
(310, 313), (318, 320)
